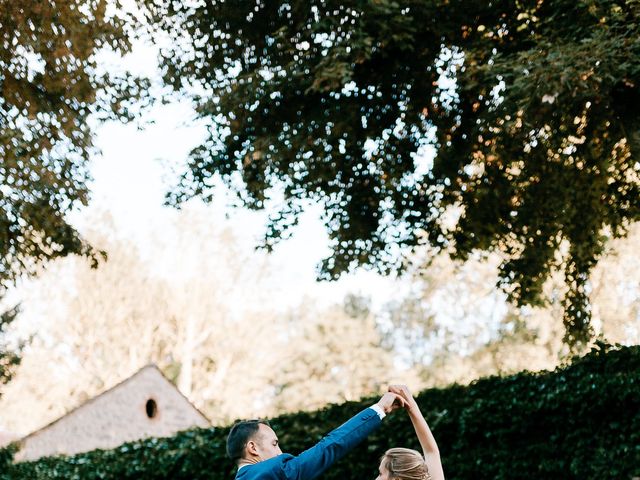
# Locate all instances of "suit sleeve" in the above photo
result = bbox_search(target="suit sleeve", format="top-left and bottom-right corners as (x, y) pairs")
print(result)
(280, 407), (382, 480)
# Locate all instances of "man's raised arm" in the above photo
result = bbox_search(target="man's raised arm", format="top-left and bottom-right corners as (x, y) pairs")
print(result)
(280, 392), (405, 480)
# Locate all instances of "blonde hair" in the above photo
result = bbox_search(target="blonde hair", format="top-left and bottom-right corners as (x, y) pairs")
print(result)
(381, 447), (431, 480)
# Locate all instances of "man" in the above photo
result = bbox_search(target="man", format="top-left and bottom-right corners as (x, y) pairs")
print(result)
(226, 390), (405, 480)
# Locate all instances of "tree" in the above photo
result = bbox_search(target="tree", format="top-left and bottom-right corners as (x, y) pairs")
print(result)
(380, 250), (566, 385)
(150, 0), (640, 346)
(0, 207), (408, 433)
(271, 294), (406, 413)
(382, 223), (640, 386)
(0, 303), (22, 396)
(0, 207), (286, 432)
(0, 0), (149, 288)
(588, 222), (640, 345)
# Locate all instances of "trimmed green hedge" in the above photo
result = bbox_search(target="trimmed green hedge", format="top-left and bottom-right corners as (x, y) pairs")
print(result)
(2, 343), (639, 479)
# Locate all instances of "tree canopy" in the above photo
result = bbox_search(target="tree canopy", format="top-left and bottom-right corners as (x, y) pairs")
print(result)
(0, 303), (21, 394)
(0, 207), (403, 432)
(151, 0), (640, 345)
(0, 0), (149, 288)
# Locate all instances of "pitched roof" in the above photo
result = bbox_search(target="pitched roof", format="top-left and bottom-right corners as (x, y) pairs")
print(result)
(19, 364), (210, 443)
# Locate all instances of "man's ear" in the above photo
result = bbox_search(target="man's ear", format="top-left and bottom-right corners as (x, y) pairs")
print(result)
(246, 439), (259, 456)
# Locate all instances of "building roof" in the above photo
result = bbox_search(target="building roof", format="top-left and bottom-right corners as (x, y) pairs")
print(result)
(19, 364), (210, 444)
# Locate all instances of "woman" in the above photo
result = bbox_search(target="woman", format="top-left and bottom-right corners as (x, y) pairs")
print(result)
(376, 385), (445, 480)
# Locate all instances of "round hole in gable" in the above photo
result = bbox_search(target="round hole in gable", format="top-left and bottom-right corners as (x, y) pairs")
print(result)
(145, 398), (158, 419)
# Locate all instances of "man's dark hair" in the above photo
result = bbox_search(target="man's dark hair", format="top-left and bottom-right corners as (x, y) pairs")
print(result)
(226, 419), (271, 462)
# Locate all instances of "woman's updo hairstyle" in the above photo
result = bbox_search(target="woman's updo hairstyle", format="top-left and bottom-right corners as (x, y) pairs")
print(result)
(381, 447), (431, 480)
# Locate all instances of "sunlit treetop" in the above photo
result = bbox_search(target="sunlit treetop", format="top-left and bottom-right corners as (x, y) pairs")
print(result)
(149, 0), (640, 345)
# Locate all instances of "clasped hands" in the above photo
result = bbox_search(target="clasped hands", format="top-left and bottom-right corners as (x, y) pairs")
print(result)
(376, 384), (417, 414)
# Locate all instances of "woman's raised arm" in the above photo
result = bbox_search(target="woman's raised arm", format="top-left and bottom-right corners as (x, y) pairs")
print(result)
(389, 385), (445, 480)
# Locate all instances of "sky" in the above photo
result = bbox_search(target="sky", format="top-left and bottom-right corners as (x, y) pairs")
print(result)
(0, 38), (424, 400)
(85, 106), (401, 311)
(5, 38), (404, 326)
(0, 29), (531, 361)
(1, 35), (515, 368)
(0, 37), (409, 436)
(58, 17), (473, 319)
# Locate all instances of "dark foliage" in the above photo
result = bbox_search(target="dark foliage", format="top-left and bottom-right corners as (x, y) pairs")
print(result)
(149, 0), (640, 346)
(0, 0), (150, 288)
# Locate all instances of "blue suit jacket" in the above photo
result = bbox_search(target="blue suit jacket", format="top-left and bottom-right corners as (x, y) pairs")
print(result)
(235, 407), (381, 480)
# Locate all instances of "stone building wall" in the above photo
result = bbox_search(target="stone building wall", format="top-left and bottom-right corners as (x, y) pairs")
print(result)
(16, 365), (209, 461)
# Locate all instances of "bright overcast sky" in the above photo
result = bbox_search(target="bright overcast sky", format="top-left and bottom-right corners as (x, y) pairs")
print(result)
(83, 39), (401, 311)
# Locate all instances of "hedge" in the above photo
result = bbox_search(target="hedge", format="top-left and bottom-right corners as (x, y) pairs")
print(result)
(2, 342), (639, 479)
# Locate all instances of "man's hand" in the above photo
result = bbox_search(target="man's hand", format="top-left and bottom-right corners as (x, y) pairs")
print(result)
(376, 391), (406, 414)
